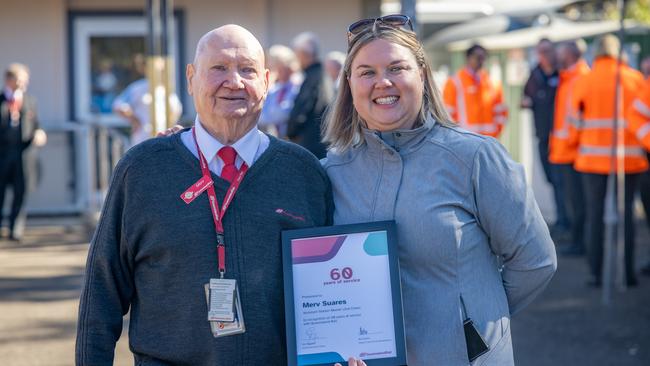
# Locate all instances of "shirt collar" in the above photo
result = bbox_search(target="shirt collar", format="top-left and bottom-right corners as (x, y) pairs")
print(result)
(3, 87), (21, 101)
(194, 115), (260, 167)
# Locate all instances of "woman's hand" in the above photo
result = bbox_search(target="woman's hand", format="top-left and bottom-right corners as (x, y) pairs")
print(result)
(334, 358), (366, 366)
(156, 125), (184, 137)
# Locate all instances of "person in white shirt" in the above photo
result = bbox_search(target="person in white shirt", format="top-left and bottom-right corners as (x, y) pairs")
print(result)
(258, 44), (300, 138)
(112, 55), (183, 147)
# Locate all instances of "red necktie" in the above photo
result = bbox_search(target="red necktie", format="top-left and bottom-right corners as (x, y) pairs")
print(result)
(7, 96), (22, 122)
(277, 83), (289, 104)
(218, 146), (238, 183)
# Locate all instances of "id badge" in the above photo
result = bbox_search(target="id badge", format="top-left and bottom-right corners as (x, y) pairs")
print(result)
(204, 281), (246, 338)
(208, 279), (236, 322)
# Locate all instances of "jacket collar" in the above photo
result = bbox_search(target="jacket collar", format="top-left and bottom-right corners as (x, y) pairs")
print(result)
(560, 59), (589, 81)
(361, 116), (436, 154)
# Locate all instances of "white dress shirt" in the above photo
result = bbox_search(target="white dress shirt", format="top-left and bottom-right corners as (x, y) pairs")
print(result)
(181, 116), (270, 176)
(3, 87), (22, 102)
(113, 78), (183, 146)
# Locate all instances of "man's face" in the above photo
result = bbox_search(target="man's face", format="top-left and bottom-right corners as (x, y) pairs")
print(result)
(325, 59), (342, 83)
(556, 46), (572, 70)
(536, 42), (556, 70)
(642, 58), (650, 79)
(294, 47), (312, 71)
(187, 42), (269, 132)
(4, 75), (18, 91)
(4, 73), (28, 92)
(468, 49), (486, 71)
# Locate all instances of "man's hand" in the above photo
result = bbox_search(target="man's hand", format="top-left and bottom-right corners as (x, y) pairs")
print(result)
(127, 116), (142, 132)
(33, 129), (47, 147)
(156, 125), (184, 137)
(334, 358), (367, 366)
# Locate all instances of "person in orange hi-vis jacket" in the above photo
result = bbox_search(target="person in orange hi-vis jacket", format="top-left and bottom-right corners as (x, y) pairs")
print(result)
(628, 78), (650, 151)
(443, 44), (508, 138)
(628, 62), (650, 277)
(549, 40), (591, 256)
(567, 34), (648, 287)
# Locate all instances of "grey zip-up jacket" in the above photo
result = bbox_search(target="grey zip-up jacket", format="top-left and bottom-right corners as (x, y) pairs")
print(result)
(323, 118), (557, 365)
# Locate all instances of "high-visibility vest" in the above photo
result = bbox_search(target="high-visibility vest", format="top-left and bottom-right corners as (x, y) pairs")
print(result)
(442, 67), (508, 138)
(549, 59), (590, 164)
(628, 79), (650, 151)
(568, 57), (648, 174)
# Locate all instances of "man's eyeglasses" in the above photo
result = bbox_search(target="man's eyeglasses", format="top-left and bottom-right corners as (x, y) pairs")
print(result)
(347, 14), (413, 42)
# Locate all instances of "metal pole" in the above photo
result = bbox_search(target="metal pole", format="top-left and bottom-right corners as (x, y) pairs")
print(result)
(400, 0), (417, 34)
(602, 0), (628, 305)
(147, 0), (176, 135)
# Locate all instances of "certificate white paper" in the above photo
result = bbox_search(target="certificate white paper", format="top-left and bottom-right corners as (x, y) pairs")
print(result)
(290, 230), (397, 364)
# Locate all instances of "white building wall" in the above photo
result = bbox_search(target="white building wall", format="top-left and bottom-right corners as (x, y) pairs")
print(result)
(1, 0), (365, 214)
(0, 0), (67, 125)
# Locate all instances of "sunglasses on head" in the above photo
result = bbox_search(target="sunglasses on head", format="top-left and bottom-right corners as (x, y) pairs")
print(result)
(347, 14), (413, 42)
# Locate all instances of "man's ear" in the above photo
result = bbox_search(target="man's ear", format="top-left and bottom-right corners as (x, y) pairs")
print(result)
(186, 63), (195, 95)
(264, 68), (270, 94)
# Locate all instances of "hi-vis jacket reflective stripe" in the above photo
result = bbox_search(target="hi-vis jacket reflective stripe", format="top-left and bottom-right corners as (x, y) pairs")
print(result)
(549, 59), (590, 164)
(628, 79), (650, 151)
(567, 57), (648, 174)
(443, 67), (508, 138)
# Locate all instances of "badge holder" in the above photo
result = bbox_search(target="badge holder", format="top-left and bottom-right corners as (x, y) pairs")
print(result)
(204, 279), (246, 337)
(460, 296), (489, 362)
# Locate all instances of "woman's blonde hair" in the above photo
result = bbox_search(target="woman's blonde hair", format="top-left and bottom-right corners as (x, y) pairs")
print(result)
(322, 23), (453, 153)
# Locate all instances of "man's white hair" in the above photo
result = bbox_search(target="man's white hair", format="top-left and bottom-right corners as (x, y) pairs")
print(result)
(325, 51), (346, 66)
(292, 32), (320, 58)
(268, 44), (298, 71)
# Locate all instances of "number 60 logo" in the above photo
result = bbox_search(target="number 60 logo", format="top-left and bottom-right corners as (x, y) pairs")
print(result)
(330, 267), (353, 280)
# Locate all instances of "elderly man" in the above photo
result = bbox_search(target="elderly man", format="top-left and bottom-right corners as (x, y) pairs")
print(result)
(286, 32), (333, 158)
(76, 25), (333, 365)
(258, 44), (300, 138)
(0, 63), (46, 242)
(324, 50), (346, 92)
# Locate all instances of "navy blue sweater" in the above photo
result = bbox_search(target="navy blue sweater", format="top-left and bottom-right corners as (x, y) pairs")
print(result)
(76, 133), (333, 365)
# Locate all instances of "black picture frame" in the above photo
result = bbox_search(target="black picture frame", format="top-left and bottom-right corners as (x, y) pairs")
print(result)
(282, 221), (407, 366)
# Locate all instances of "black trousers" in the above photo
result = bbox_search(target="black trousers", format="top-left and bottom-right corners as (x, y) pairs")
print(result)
(0, 148), (28, 239)
(639, 154), (650, 266)
(539, 138), (569, 227)
(557, 164), (585, 249)
(639, 154), (650, 233)
(582, 173), (639, 282)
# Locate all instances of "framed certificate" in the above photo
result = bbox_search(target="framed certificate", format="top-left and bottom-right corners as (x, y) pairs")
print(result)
(282, 221), (407, 366)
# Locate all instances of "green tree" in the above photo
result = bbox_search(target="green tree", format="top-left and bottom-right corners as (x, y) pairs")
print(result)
(626, 0), (650, 24)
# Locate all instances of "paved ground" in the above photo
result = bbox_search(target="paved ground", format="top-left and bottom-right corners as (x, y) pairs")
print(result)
(0, 216), (648, 365)
(0, 217), (131, 366)
(512, 236), (650, 366)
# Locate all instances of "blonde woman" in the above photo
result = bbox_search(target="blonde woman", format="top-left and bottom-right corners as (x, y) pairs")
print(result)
(325, 15), (556, 365)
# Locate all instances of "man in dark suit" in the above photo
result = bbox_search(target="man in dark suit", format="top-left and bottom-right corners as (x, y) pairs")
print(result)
(522, 39), (570, 237)
(287, 32), (333, 159)
(0, 63), (45, 242)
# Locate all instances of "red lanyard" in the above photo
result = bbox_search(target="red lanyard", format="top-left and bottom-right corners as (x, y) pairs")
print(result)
(192, 127), (248, 278)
